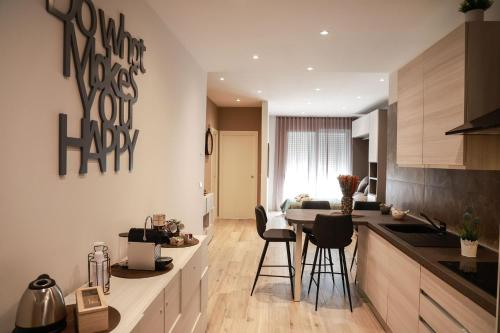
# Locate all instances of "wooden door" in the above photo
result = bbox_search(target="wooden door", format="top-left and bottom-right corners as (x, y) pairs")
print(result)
(423, 24), (465, 166)
(219, 131), (258, 219)
(397, 55), (424, 165)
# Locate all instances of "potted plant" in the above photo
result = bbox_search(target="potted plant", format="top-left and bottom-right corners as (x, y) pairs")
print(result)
(459, 208), (480, 257)
(459, 0), (495, 22)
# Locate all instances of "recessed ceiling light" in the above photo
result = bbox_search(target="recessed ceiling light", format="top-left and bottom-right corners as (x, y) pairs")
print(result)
(356, 96), (362, 99)
(219, 77), (225, 81)
(236, 98), (241, 102)
(307, 67), (314, 71)
(320, 30), (329, 36)
(315, 88), (321, 92)
(301, 112), (306, 115)
(307, 101), (312, 105)
(379, 78), (385, 82)
(252, 54), (260, 60)
(342, 106), (347, 110)
(257, 90), (262, 94)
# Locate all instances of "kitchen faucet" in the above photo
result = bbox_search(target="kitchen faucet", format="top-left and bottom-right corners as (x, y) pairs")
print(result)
(420, 212), (447, 235)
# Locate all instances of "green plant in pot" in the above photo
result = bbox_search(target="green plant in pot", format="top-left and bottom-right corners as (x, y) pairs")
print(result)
(459, 208), (480, 257)
(459, 0), (495, 22)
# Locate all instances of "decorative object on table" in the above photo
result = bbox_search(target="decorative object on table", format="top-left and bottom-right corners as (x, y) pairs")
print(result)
(169, 236), (185, 246)
(152, 214), (167, 229)
(380, 203), (392, 215)
(166, 219), (185, 237)
(62, 304), (120, 333)
(75, 286), (108, 333)
(46, 0), (147, 176)
(162, 237), (200, 248)
(205, 128), (214, 155)
(391, 208), (409, 220)
(459, 0), (494, 21)
(294, 193), (311, 202)
(14, 274), (66, 333)
(337, 175), (360, 215)
(88, 242), (110, 294)
(126, 216), (170, 271)
(459, 207), (480, 258)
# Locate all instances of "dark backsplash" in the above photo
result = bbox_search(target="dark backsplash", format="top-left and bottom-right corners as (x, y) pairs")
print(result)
(386, 103), (500, 249)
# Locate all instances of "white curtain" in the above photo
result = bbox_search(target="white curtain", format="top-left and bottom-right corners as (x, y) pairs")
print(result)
(273, 117), (352, 208)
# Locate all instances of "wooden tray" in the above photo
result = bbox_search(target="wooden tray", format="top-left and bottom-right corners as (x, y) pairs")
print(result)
(162, 237), (199, 248)
(110, 263), (173, 279)
(62, 304), (120, 332)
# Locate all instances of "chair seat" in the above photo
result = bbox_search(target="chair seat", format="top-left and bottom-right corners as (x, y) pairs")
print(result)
(309, 233), (352, 248)
(303, 226), (313, 234)
(263, 229), (296, 242)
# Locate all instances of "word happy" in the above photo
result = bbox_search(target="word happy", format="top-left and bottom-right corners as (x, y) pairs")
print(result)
(47, 0), (146, 175)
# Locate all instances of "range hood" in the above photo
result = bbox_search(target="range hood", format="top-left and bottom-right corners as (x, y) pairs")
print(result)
(446, 108), (500, 135)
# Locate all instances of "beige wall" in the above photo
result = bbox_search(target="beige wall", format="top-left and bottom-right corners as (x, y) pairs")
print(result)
(218, 107), (262, 202)
(0, 0), (206, 329)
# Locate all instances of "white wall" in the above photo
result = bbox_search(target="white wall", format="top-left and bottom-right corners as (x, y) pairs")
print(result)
(0, 1), (206, 330)
(267, 116), (276, 210)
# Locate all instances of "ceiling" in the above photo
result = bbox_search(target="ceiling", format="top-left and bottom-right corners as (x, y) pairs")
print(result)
(146, 0), (474, 116)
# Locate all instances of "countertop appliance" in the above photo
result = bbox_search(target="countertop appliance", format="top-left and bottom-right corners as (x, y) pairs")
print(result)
(439, 261), (498, 297)
(128, 217), (170, 271)
(14, 274), (66, 333)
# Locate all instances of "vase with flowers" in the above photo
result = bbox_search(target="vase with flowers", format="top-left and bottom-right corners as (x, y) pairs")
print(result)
(459, 208), (480, 258)
(337, 175), (360, 215)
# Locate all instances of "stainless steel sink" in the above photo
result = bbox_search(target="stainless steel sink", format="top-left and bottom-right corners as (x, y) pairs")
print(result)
(381, 223), (460, 248)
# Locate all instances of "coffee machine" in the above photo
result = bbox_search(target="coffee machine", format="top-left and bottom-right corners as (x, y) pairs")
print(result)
(127, 216), (171, 271)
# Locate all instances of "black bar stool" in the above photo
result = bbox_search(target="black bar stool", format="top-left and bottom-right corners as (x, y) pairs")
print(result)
(350, 201), (380, 271)
(251, 205), (296, 299)
(308, 214), (353, 311)
(300, 201), (331, 280)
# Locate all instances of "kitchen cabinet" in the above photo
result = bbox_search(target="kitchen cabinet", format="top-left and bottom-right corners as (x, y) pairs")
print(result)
(358, 226), (420, 332)
(352, 109), (387, 202)
(420, 268), (495, 333)
(358, 228), (495, 333)
(397, 22), (500, 170)
(422, 24), (465, 166)
(397, 55), (424, 166)
(164, 271), (181, 333)
(358, 226), (389, 321)
(386, 244), (420, 333)
(135, 291), (165, 333)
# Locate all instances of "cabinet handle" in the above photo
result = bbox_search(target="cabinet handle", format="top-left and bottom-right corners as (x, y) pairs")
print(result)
(165, 301), (169, 307)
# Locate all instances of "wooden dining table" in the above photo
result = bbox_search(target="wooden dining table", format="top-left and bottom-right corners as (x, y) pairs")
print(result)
(285, 209), (364, 301)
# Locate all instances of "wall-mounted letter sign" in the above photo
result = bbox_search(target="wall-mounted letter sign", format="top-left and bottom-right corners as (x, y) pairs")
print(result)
(46, 0), (146, 175)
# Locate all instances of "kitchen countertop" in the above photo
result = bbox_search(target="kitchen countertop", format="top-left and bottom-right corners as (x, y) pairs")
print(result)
(354, 211), (498, 316)
(64, 235), (207, 333)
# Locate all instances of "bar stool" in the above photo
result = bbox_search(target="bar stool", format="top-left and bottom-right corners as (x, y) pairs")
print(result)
(251, 205), (296, 299)
(300, 201), (331, 280)
(308, 214), (353, 311)
(350, 201), (380, 271)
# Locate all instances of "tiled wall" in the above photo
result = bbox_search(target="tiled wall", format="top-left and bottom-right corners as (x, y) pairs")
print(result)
(386, 103), (500, 248)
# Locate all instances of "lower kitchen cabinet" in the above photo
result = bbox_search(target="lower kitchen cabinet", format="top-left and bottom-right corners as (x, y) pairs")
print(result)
(358, 228), (495, 333)
(358, 226), (420, 333)
(134, 290), (165, 333)
(419, 268), (495, 333)
(131, 239), (208, 333)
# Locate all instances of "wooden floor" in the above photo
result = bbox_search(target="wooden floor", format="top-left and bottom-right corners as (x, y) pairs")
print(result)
(206, 215), (385, 333)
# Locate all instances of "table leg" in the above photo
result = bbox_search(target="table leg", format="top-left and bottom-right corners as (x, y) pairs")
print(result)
(294, 223), (302, 301)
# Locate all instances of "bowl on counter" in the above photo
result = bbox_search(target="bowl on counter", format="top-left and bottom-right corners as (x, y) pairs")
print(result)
(391, 208), (409, 220)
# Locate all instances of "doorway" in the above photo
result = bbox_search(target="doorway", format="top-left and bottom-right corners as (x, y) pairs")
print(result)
(219, 131), (258, 219)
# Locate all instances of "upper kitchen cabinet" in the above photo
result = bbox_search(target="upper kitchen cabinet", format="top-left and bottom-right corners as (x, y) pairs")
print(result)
(397, 22), (500, 170)
(397, 55), (424, 166)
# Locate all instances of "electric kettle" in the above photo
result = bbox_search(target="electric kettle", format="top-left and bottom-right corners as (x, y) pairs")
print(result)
(14, 274), (66, 333)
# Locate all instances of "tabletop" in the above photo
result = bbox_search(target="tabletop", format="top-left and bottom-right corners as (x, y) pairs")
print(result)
(284, 208), (371, 224)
